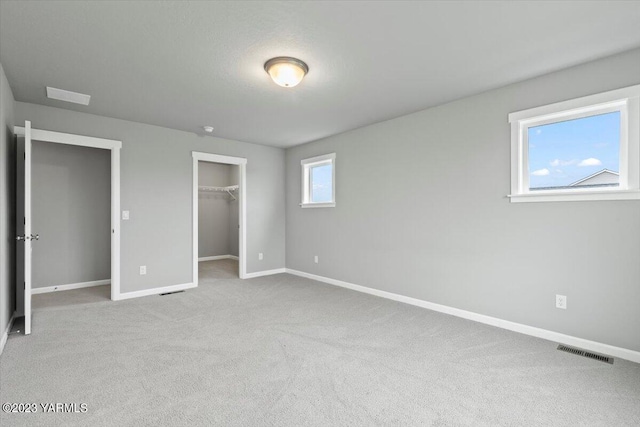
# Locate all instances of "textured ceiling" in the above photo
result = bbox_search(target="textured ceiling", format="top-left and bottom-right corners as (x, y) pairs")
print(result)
(1, 1), (639, 148)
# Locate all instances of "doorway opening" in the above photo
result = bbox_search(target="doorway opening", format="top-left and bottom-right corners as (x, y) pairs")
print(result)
(192, 152), (247, 284)
(15, 122), (121, 334)
(198, 161), (239, 279)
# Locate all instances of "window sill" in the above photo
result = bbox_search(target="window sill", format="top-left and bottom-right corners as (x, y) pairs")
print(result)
(508, 189), (640, 203)
(300, 202), (336, 208)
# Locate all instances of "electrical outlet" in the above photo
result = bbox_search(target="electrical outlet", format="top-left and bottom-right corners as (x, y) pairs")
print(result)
(258, 253), (263, 261)
(314, 255), (319, 264)
(122, 210), (130, 220)
(139, 265), (147, 275)
(556, 294), (567, 309)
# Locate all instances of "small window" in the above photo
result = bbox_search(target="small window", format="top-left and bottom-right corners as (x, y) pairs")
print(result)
(528, 112), (620, 191)
(509, 85), (640, 203)
(301, 153), (335, 208)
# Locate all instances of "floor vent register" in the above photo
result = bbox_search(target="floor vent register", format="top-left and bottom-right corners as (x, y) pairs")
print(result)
(557, 344), (614, 364)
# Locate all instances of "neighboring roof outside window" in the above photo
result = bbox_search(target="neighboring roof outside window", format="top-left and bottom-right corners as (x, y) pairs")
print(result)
(570, 169), (619, 187)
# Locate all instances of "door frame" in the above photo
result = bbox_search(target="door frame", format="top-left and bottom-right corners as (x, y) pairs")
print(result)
(14, 125), (122, 303)
(192, 152), (247, 282)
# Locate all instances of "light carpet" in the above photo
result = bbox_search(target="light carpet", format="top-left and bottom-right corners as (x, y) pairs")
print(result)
(1, 260), (639, 426)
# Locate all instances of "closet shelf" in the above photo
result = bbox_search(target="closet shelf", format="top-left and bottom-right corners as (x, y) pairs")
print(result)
(198, 185), (239, 192)
(198, 185), (239, 201)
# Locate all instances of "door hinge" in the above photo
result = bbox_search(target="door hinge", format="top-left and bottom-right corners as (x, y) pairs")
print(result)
(24, 217), (26, 225)
(23, 282), (25, 290)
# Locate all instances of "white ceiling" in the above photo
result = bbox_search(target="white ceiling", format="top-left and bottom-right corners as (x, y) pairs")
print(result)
(1, 1), (639, 148)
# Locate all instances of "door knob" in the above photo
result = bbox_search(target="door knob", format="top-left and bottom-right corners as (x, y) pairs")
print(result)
(16, 235), (26, 241)
(30, 234), (40, 241)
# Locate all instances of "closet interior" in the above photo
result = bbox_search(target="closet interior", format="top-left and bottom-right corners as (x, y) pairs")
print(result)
(198, 161), (240, 278)
(30, 140), (111, 310)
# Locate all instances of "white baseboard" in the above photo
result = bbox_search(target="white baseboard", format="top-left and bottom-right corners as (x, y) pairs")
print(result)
(199, 255), (239, 262)
(0, 313), (16, 356)
(31, 279), (110, 295)
(285, 268), (640, 364)
(243, 268), (286, 279)
(116, 282), (197, 301)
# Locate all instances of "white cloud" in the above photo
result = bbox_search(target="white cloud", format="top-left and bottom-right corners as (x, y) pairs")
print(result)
(532, 168), (550, 176)
(535, 129), (542, 135)
(550, 159), (577, 167)
(578, 157), (602, 167)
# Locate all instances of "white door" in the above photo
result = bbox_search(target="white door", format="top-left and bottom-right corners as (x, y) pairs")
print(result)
(16, 121), (34, 334)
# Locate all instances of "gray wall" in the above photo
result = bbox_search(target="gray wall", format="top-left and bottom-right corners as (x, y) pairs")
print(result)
(285, 48), (640, 352)
(198, 161), (234, 258)
(0, 63), (15, 341)
(32, 141), (111, 288)
(16, 102), (286, 293)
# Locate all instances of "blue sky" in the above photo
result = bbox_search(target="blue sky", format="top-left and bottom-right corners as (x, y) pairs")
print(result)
(311, 164), (333, 202)
(528, 111), (620, 189)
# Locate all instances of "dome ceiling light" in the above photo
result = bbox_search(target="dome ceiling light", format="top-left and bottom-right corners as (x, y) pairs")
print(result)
(264, 57), (309, 88)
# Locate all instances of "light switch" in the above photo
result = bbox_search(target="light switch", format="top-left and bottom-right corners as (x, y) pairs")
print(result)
(122, 210), (130, 220)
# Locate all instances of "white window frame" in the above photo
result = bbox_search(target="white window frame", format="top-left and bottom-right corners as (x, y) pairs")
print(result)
(508, 84), (640, 203)
(301, 153), (336, 208)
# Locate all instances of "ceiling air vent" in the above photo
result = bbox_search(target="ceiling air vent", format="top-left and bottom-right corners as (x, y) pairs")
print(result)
(46, 87), (91, 105)
(557, 344), (613, 364)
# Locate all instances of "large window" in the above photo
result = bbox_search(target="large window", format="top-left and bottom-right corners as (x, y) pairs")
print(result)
(301, 153), (335, 208)
(509, 85), (640, 203)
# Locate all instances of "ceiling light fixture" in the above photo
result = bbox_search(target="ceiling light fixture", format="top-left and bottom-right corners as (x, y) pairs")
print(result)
(203, 126), (214, 133)
(264, 57), (309, 88)
(46, 86), (91, 105)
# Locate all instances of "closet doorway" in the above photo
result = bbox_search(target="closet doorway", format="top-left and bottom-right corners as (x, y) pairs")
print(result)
(15, 122), (121, 334)
(192, 152), (247, 283)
